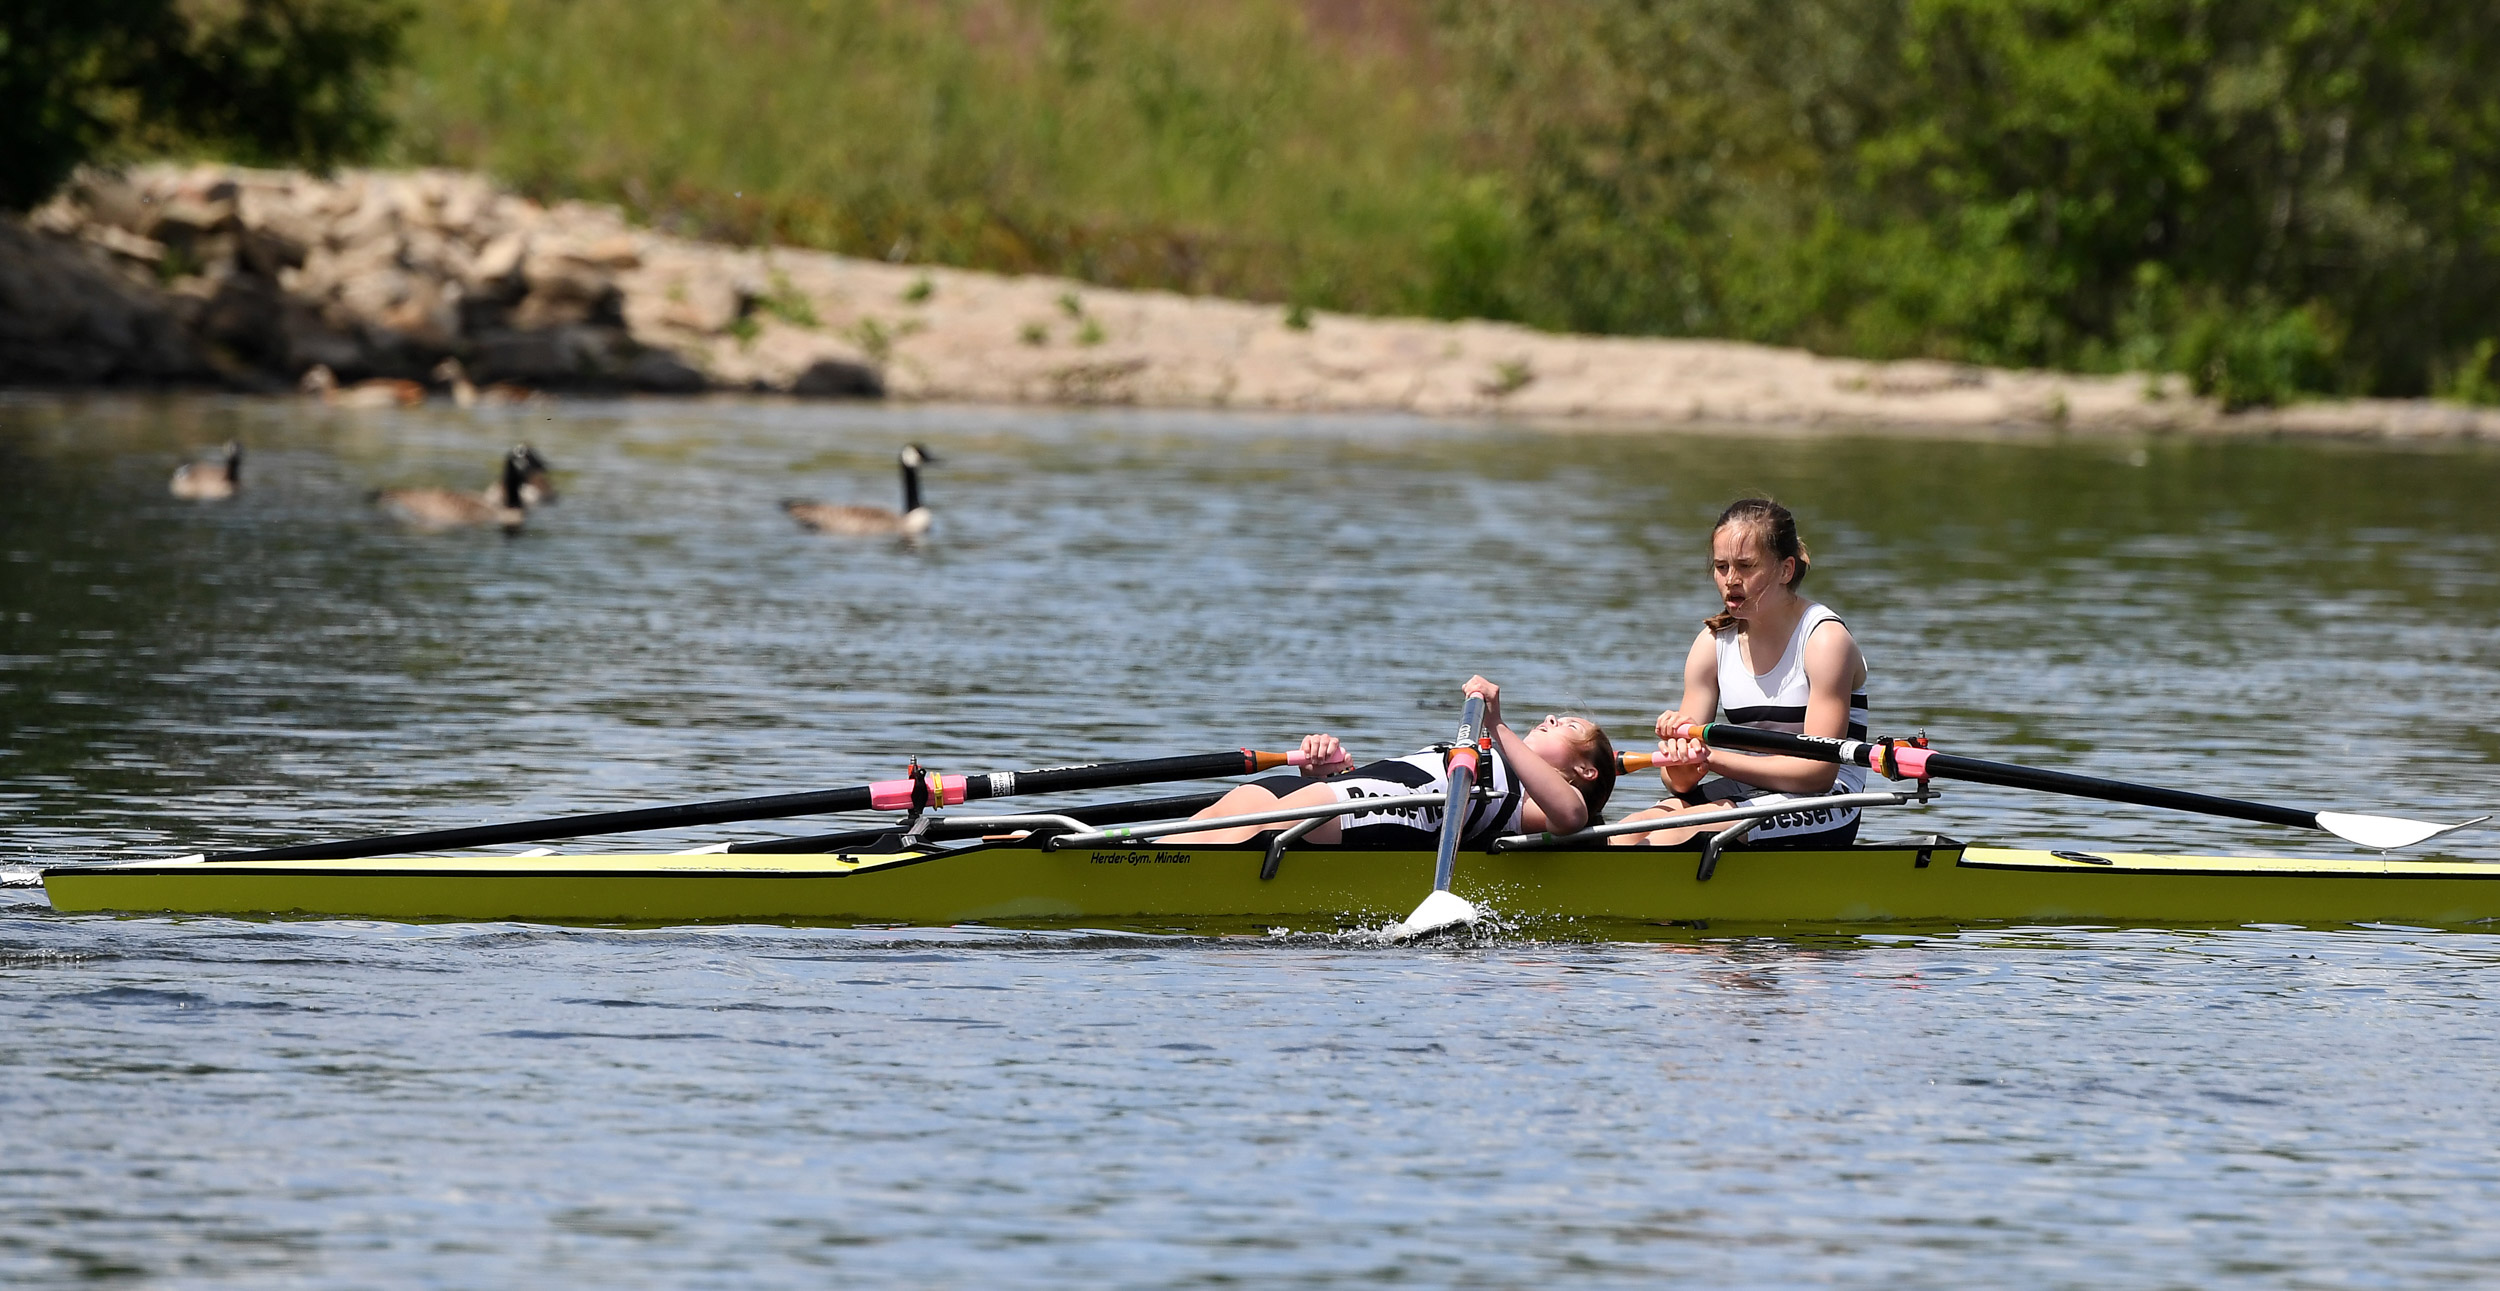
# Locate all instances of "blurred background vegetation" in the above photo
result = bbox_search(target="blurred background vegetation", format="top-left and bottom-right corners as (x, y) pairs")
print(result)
(2, 0), (405, 210)
(9, 0), (2498, 406)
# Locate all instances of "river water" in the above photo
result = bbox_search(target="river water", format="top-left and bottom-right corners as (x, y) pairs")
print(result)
(4, 395), (2498, 1285)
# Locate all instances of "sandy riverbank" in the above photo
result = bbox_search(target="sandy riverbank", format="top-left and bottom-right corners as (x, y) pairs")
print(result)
(5, 164), (2494, 439)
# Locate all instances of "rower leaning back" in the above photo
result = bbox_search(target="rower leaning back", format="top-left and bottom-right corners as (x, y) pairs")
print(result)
(1171, 675), (1616, 845)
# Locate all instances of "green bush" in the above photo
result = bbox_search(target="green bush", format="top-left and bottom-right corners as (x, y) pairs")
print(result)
(1440, 0), (2500, 403)
(2439, 340), (2500, 406)
(2169, 298), (2340, 412)
(0, 0), (407, 211)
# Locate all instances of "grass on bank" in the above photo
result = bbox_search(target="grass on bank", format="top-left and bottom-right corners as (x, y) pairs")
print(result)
(392, 0), (1470, 316)
(387, 0), (2500, 407)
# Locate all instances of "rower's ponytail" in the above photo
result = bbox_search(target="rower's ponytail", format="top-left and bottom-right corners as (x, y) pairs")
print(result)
(1576, 722), (1618, 819)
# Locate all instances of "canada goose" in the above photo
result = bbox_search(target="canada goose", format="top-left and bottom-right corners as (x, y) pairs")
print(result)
(431, 358), (545, 409)
(512, 442), (558, 507)
(372, 444), (551, 531)
(169, 441), (242, 501)
(782, 443), (937, 538)
(301, 364), (425, 408)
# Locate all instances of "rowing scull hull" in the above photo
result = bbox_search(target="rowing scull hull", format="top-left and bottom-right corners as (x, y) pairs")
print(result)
(40, 840), (2500, 930)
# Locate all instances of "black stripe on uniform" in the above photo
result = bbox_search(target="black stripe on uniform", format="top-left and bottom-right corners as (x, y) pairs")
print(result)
(1723, 695), (1868, 723)
(1462, 749), (1522, 844)
(1346, 758), (1439, 790)
(1724, 710), (1868, 740)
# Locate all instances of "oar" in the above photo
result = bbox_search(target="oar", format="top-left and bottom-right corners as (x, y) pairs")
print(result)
(724, 791), (1227, 855)
(204, 750), (1309, 862)
(1396, 693), (1490, 938)
(1675, 723), (2483, 850)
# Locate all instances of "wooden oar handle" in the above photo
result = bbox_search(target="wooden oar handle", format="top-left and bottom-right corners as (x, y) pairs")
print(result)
(1616, 749), (1721, 775)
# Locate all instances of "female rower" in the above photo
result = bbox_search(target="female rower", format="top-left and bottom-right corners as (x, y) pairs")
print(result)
(1171, 676), (1616, 846)
(1612, 497), (1870, 848)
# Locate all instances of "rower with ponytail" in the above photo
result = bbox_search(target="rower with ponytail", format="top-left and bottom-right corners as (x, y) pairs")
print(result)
(1613, 497), (1872, 849)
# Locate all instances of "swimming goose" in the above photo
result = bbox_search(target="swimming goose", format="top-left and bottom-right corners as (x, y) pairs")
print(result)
(169, 441), (242, 501)
(372, 444), (553, 531)
(509, 442), (558, 507)
(782, 443), (937, 538)
(431, 358), (545, 409)
(301, 364), (425, 408)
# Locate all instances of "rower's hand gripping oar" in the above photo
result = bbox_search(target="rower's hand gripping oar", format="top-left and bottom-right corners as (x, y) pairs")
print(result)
(1674, 723), (2484, 851)
(202, 748), (1314, 863)
(1396, 692), (1491, 938)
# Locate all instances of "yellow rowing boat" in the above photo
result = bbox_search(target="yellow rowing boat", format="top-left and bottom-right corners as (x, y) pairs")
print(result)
(41, 838), (2500, 930)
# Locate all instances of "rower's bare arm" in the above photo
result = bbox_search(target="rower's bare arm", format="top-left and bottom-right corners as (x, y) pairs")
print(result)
(1498, 722), (1589, 835)
(1463, 676), (1585, 834)
(1785, 622), (1866, 790)
(1801, 620), (1866, 730)
(1652, 631), (1720, 789)
(1653, 631), (1718, 740)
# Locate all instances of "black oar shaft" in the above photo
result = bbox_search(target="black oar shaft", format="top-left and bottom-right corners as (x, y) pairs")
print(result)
(1691, 723), (2317, 830)
(209, 750), (1281, 863)
(973, 753), (1276, 802)
(211, 788), (882, 862)
(725, 791), (1227, 855)
(1918, 750), (2314, 830)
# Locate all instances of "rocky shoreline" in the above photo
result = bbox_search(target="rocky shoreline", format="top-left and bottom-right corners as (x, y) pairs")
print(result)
(5, 163), (2495, 438)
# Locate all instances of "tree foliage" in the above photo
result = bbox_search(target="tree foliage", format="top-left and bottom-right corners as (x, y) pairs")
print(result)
(0, 0), (407, 211)
(1438, 0), (2500, 403)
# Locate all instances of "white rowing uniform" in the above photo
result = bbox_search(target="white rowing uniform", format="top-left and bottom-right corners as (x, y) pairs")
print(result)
(1257, 748), (1524, 847)
(1687, 601), (1870, 846)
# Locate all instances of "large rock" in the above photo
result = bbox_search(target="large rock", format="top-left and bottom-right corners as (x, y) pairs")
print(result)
(791, 357), (883, 397)
(9, 164), (747, 393)
(0, 220), (212, 385)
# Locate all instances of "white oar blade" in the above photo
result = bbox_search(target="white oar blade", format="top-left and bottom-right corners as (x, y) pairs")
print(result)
(1395, 889), (1479, 940)
(2316, 811), (2489, 851)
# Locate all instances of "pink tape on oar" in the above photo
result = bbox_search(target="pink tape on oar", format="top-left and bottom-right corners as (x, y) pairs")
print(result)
(867, 774), (969, 811)
(1887, 745), (1933, 779)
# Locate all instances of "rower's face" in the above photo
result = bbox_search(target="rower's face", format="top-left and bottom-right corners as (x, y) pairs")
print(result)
(1525, 714), (1601, 784)
(1711, 526), (1794, 619)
